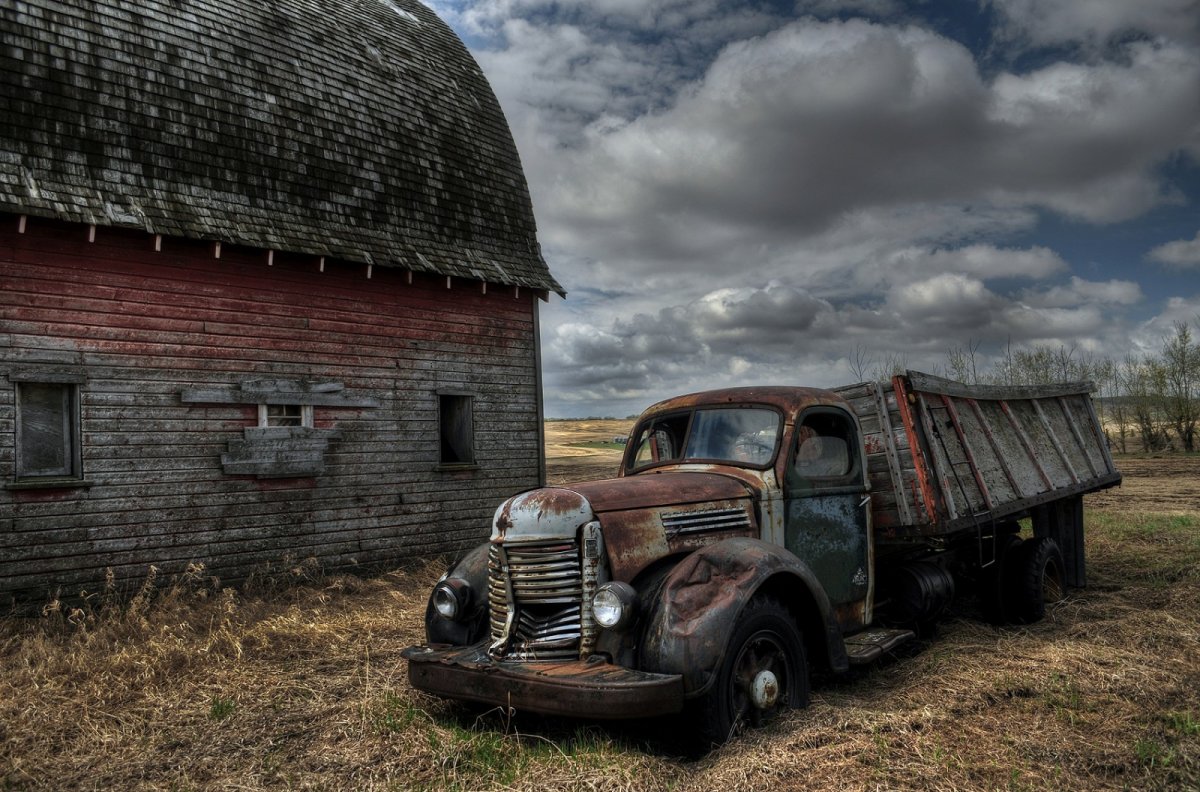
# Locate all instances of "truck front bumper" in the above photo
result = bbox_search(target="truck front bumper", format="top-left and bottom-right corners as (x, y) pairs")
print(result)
(402, 643), (685, 719)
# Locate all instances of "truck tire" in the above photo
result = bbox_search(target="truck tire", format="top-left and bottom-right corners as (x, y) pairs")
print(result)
(692, 596), (809, 750)
(1005, 536), (1065, 624)
(978, 533), (1022, 624)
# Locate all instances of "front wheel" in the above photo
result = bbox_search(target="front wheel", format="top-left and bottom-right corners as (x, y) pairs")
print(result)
(693, 596), (809, 749)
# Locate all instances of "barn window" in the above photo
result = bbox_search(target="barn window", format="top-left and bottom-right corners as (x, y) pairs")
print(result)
(439, 393), (475, 466)
(15, 381), (82, 481)
(258, 404), (313, 428)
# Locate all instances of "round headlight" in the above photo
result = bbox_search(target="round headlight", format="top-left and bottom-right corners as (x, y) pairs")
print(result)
(592, 581), (638, 631)
(433, 578), (471, 621)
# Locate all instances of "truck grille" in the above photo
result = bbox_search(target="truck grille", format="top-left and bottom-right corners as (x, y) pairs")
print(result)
(662, 507), (752, 535)
(488, 540), (583, 661)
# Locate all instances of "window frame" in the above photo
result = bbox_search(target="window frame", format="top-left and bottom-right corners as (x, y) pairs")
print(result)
(785, 406), (864, 493)
(11, 374), (85, 485)
(257, 403), (313, 428)
(437, 391), (477, 469)
(624, 404), (784, 473)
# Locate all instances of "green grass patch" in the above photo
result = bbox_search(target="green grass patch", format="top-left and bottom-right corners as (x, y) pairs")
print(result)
(1087, 511), (1200, 586)
(1165, 711), (1200, 737)
(208, 696), (236, 721)
(415, 722), (631, 792)
(373, 691), (424, 734)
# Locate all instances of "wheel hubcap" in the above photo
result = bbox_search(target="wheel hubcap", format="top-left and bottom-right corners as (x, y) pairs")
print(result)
(751, 669), (779, 709)
(731, 631), (790, 728)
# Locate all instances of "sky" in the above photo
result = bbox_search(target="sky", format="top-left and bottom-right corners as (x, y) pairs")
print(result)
(426, 0), (1200, 418)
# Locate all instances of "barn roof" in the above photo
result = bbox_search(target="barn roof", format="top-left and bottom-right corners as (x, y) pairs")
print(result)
(0, 0), (561, 294)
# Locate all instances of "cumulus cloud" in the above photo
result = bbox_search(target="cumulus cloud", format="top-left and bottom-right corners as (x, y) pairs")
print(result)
(1147, 230), (1200, 268)
(527, 21), (1200, 281)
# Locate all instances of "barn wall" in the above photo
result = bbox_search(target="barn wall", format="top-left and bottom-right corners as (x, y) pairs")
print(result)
(0, 215), (544, 599)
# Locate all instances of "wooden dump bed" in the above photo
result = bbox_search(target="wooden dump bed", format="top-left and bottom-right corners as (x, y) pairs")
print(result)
(835, 372), (1121, 538)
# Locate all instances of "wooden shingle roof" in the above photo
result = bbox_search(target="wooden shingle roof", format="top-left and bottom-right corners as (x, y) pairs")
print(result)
(0, 0), (561, 294)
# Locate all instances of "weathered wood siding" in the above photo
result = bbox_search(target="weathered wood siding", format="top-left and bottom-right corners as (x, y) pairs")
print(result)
(836, 374), (1118, 540)
(0, 215), (544, 600)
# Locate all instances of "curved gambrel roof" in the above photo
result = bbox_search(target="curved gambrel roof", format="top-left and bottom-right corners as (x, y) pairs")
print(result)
(0, 0), (561, 293)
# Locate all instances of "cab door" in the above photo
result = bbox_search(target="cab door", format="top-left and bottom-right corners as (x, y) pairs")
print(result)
(784, 407), (873, 632)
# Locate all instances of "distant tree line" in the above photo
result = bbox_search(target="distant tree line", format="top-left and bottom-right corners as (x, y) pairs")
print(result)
(850, 319), (1200, 454)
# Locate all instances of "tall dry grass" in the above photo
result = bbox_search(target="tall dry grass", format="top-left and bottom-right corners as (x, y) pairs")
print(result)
(2, 509), (1198, 791)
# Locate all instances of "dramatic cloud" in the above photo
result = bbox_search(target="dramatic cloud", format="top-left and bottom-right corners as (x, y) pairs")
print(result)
(435, 1), (1200, 415)
(522, 21), (1200, 291)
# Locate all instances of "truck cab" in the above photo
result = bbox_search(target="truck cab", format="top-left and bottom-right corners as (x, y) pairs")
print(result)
(405, 387), (891, 747)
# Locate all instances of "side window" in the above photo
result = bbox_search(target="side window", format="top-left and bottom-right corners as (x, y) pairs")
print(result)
(15, 381), (82, 480)
(791, 410), (857, 480)
(439, 394), (475, 465)
(259, 404), (312, 428)
(629, 413), (689, 470)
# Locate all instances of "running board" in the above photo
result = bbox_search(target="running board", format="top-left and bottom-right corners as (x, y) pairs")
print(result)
(843, 628), (916, 665)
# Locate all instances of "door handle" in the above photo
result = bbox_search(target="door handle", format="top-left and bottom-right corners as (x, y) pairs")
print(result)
(859, 495), (870, 508)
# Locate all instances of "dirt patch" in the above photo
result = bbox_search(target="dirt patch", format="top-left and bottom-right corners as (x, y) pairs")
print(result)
(545, 419), (633, 484)
(1086, 454), (1200, 514)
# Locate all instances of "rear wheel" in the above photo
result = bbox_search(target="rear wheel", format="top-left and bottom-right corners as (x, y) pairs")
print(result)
(978, 532), (1022, 624)
(1005, 536), (1065, 624)
(693, 596), (808, 749)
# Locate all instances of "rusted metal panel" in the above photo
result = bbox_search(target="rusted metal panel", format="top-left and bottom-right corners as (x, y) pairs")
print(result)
(599, 498), (757, 582)
(892, 376), (939, 525)
(640, 537), (848, 695)
(492, 488), (593, 542)
(915, 392), (960, 520)
(573, 472), (751, 513)
(402, 643), (685, 719)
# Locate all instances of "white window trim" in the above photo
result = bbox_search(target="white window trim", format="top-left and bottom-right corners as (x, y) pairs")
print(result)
(257, 404), (314, 428)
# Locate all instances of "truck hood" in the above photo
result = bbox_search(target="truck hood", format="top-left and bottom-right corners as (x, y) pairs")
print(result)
(491, 472), (753, 543)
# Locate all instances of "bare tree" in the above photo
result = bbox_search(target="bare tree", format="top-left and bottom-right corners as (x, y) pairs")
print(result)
(872, 351), (908, 383)
(1159, 320), (1200, 452)
(1122, 355), (1169, 452)
(1092, 357), (1126, 452)
(847, 344), (907, 383)
(847, 343), (874, 382)
(946, 339), (982, 384)
(990, 343), (1089, 386)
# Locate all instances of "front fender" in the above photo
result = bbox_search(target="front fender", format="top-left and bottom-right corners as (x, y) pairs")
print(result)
(424, 542), (490, 646)
(639, 537), (848, 696)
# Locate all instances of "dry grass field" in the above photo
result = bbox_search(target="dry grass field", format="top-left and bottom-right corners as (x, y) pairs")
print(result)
(2, 422), (1198, 791)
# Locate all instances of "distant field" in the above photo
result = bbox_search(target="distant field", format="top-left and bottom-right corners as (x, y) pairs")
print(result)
(1, 425), (1196, 791)
(544, 418), (632, 483)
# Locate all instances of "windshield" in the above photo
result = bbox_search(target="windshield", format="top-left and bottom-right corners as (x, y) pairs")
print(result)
(628, 407), (780, 471)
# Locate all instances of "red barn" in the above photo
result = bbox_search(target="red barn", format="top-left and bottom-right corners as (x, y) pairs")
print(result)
(0, 0), (561, 601)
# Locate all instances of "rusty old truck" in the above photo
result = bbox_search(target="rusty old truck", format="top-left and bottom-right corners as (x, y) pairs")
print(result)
(403, 372), (1120, 747)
